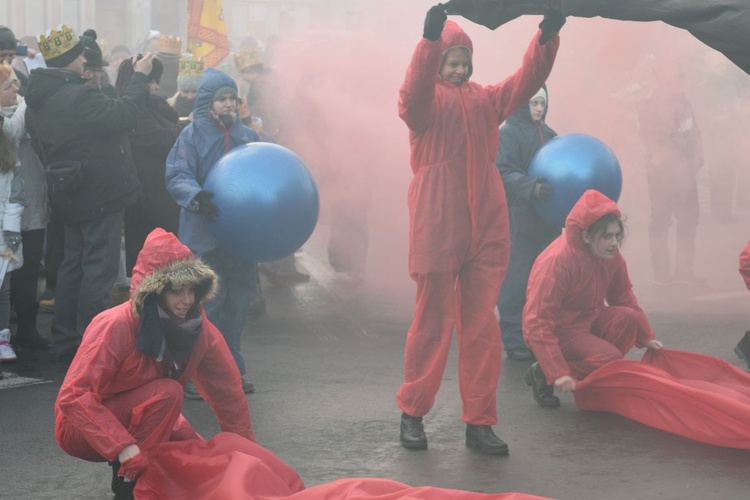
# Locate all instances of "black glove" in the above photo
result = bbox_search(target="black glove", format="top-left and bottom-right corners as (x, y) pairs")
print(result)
(423, 4), (447, 41)
(532, 178), (553, 201)
(3, 231), (21, 253)
(192, 190), (218, 222)
(539, 7), (566, 45)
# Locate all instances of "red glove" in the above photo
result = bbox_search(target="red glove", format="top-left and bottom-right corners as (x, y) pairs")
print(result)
(118, 452), (149, 481)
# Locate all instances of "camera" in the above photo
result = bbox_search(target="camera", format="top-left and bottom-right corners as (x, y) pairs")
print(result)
(15, 44), (28, 56)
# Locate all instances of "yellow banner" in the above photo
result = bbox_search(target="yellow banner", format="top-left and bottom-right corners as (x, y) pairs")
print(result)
(187, 0), (229, 67)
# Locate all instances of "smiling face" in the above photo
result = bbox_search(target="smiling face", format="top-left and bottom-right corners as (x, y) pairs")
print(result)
(160, 286), (196, 319)
(439, 47), (471, 86)
(583, 221), (623, 260)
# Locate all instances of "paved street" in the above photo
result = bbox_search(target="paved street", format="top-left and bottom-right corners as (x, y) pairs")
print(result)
(2, 209), (750, 500)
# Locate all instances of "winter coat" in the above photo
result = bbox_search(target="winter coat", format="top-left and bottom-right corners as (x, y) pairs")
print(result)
(495, 87), (559, 241)
(54, 228), (254, 462)
(166, 68), (259, 256)
(24, 68), (148, 224)
(1, 99), (48, 231)
(398, 22), (559, 277)
(523, 190), (655, 382)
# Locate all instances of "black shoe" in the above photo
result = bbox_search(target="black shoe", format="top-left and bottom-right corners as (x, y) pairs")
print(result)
(184, 381), (202, 400)
(734, 331), (750, 370)
(506, 347), (535, 361)
(465, 424), (509, 455)
(16, 330), (51, 351)
(524, 362), (561, 408)
(49, 348), (77, 364)
(241, 378), (255, 394)
(400, 412), (427, 450)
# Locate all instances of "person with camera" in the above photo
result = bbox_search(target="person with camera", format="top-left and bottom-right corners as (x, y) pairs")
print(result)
(24, 25), (153, 363)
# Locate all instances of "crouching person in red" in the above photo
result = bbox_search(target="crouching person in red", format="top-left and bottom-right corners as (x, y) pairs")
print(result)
(54, 228), (254, 499)
(522, 190), (663, 407)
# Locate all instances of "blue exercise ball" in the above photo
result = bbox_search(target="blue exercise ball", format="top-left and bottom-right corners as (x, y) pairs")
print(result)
(204, 143), (319, 262)
(527, 133), (622, 228)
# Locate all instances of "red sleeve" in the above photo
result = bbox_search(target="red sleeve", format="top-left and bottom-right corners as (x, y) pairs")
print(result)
(606, 256), (655, 348)
(55, 312), (139, 461)
(486, 30), (560, 125)
(740, 241), (750, 291)
(398, 38), (443, 133)
(523, 255), (571, 383)
(194, 321), (255, 442)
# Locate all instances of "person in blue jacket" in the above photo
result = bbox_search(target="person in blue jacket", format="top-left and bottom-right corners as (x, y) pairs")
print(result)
(495, 85), (560, 361)
(165, 68), (259, 398)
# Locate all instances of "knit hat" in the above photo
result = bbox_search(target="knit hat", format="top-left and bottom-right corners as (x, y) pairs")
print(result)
(212, 85), (237, 102)
(81, 29), (109, 68)
(0, 26), (17, 51)
(38, 25), (85, 68)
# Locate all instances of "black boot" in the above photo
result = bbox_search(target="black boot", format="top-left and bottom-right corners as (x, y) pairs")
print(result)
(524, 362), (561, 408)
(735, 331), (750, 370)
(400, 412), (427, 450)
(465, 425), (509, 455)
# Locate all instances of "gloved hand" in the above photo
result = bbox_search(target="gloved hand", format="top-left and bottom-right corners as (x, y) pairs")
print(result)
(539, 6), (566, 45)
(3, 231), (21, 253)
(532, 177), (553, 201)
(423, 4), (447, 41)
(192, 190), (218, 222)
(117, 452), (149, 481)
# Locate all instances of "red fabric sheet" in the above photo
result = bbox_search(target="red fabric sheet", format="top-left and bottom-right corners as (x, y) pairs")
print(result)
(134, 433), (550, 500)
(575, 349), (750, 449)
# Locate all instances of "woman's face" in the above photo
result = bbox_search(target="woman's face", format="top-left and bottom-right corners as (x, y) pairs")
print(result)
(583, 222), (622, 260)
(440, 49), (471, 86)
(0, 77), (19, 107)
(160, 286), (196, 319)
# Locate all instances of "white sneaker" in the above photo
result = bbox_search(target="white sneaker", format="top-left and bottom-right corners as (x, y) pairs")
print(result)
(0, 328), (17, 363)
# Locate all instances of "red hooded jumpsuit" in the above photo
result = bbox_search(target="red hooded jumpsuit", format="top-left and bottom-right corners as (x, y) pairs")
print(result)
(523, 190), (656, 384)
(396, 21), (559, 425)
(740, 241), (750, 290)
(55, 229), (254, 463)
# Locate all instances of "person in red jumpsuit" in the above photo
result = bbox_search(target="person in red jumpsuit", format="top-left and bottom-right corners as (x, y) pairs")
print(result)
(54, 228), (254, 500)
(522, 190), (664, 407)
(396, 2), (564, 455)
(734, 241), (750, 369)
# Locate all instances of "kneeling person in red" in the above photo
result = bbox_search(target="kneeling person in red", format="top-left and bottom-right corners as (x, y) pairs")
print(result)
(523, 190), (663, 407)
(54, 228), (254, 499)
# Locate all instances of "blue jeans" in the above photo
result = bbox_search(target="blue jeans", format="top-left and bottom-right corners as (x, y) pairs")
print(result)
(200, 248), (258, 376)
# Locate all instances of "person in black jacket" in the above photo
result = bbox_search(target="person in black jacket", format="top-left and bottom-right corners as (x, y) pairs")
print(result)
(114, 57), (182, 275)
(495, 84), (560, 361)
(24, 24), (154, 363)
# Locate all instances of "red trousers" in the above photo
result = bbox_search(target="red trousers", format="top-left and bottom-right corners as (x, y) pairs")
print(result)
(397, 263), (503, 425)
(57, 379), (201, 462)
(555, 306), (641, 382)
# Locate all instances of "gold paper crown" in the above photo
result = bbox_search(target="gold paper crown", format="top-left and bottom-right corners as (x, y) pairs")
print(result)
(38, 25), (79, 61)
(158, 35), (182, 55)
(178, 54), (204, 77)
(234, 48), (263, 72)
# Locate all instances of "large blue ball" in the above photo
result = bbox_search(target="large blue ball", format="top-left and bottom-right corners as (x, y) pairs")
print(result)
(204, 143), (319, 262)
(527, 133), (622, 228)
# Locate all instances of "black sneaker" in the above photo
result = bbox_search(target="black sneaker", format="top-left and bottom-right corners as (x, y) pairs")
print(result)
(184, 381), (202, 400)
(465, 424), (509, 455)
(524, 362), (561, 408)
(400, 412), (427, 450)
(506, 346), (535, 361)
(241, 378), (255, 394)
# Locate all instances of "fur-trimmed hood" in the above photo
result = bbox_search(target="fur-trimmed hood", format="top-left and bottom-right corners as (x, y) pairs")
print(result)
(130, 228), (218, 319)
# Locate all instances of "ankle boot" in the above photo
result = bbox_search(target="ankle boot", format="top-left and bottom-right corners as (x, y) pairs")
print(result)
(400, 412), (427, 450)
(465, 424), (509, 455)
(524, 362), (561, 408)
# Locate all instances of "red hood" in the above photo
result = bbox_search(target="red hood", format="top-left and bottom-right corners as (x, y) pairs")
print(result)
(130, 228), (195, 292)
(564, 190), (621, 249)
(441, 21), (474, 55)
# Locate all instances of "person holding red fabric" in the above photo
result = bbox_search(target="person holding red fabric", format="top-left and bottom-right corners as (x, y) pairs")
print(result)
(54, 228), (254, 500)
(523, 190), (663, 407)
(734, 240), (750, 369)
(396, 2), (564, 455)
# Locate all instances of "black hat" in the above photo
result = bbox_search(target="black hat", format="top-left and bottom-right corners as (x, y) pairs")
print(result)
(81, 29), (109, 68)
(0, 26), (17, 51)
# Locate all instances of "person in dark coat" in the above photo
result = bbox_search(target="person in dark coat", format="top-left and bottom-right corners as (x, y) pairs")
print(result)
(24, 24), (153, 362)
(115, 57), (182, 275)
(495, 85), (560, 361)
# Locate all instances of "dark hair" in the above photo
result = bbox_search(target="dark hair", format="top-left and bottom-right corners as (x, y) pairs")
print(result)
(585, 213), (626, 244)
(0, 128), (16, 174)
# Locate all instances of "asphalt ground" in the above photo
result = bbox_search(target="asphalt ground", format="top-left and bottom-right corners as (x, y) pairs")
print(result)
(2, 205), (750, 500)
